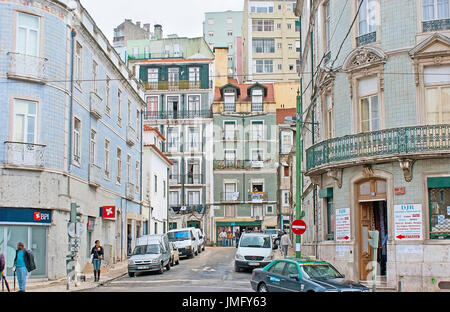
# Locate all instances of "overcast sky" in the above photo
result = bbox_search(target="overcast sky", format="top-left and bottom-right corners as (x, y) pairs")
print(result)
(80, 0), (244, 42)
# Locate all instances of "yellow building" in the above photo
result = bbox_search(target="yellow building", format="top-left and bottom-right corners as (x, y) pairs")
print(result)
(274, 81), (298, 108)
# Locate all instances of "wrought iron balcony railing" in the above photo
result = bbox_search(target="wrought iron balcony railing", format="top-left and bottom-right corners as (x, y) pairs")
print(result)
(213, 159), (273, 170)
(306, 124), (450, 172)
(4, 141), (46, 168)
(7, 52), (48, 83)
(142, 80), (205, 91)
(89, 164), (101, 186)
(90, 92), (103, 119)
(422, 18), (450, 32)
(144, 110), (212, 120)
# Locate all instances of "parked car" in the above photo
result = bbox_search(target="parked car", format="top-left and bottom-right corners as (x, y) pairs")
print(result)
(168, 227), (200, 258)
(234, 232), (277, 272)
(250, 258), (370, 292)
(127, 234), (171, 277)
(169, 242), (180, 266)
(263, 229), (282, 246)
(194, 228), (206, 252)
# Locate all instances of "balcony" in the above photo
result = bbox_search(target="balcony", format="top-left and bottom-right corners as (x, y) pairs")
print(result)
(89, 164), (101, 186)
(142, 80), (205, 91)
(222, 130), (239, 141)
(4, 141), (46, 168)
(90, 92), (103, 119)
(249, 192), (266, 203)
(306, 124), (450, 173)
(144, 110), (212, 120)
(128, 52), (184, 61)
(356, 31), (377, 47)
(126, 125), (136, 146)
(213, 159), (272, 170)
(126, 182), (135, 200)
(185, 174), (203, 185)
(7, 52), (48, 83)
(422, 18), (450, 32)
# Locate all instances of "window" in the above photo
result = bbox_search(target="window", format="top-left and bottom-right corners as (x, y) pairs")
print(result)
(92, 60), (98, 94)
(287, 4), (292, 10)
(126, 154), (131, 184)
(224, 121), (236, 140)
(277, 23), (281, 29)
(228, 30), (233, 36)
(252, 205), (264, 218)
(288, 43), (293, 50)
(117, 89), (122, 126)
(163, 180), (166, 198)
(127, 100), (132, 126)
(132, 47), (139, 57)
(326, 196), (335, 240)
(250, 2), (274, 13)
(295, 20), (300, 32)
(284, 166), (290, 177)
(424, 65), (450, 124)
(228, 55), (233, 62)
(187, 159), (200, 184)
(422, 0), (450, 21)
(208, 18), (214, 25)
(188, 191), (200, 205)
(225, 205), (236, 217)
(13, 99), (37, 144)
(282, 190), (290, 206)
(255, 59), (274, 73)
(281, 131), (293, 153)
(252, 20), (274, 32)
(154, 175), (157, 193)
(73, 117), (81, 165)
(224, 150), (236, 163)
(224, 183), (237, 201)
(289, 64), (294, 71)
(146, 96), (159, 118)
(16, 12), (40, 57)
(277, 43), (282, 49)
(136, 110), (140, 141)
(188, 67), (200, 88)
(278, 64), (282, 71)
(326, 94), (335, 139)
(251, 149), (264, 162)
(251, 90), (264, 112)
(75, 42), (82, 85)
(267, 205), (273, 214)
(135, 161), (140, 193)
(287, 23), (292, 29)
(227, 17), (233, 24)
(104, 139), (110, 179)
(284, 262), (299, 276)
(167, 127), (179, 152)
(168, 67), (179, 84)
(208, 31), (214, 37)
(228, 42), (233, 50)
(252, 38), (275, 53)
(170, 191), (179, 206)
(358, 0), (377, 35)
(358, 76), (380, 132)
(116, 147), (122, 184)
(187, 127), (200, 151)
(324, 2), (331, 51)
(90, 129), (97, 165)
(147, 68), (159, 86)
(296, 41), (301, 52)
(105, 76), (111, 116)
(251, 120), (264, 139)
(224, 92), (236, 112)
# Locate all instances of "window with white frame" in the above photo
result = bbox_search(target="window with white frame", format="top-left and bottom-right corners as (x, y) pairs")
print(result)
(358, 76), (380, 132)
(358, 0), (377, 36)
(187, 127), (200, 151)
(116, 147), (122, 184)
(251, 120), (264, 139)
(117, 89), (122, 126)
(281, 131), (293, 153)
(224, 183), (237, 201)
(168, 67), (179, 84)
(126, 154), (131, 184)
(16, 12), (40, 57)
(136, 109), (140, 141)
(187, 191), (200, 205)
(224, 121), (236, 140)
(252, 19), (274, 32)
(167, 127), (179, 152)
(326, 93), (335, 139)
(422, 0), (450, 21)
(90, 129), (97, 165)
(104, 139), (110, 179)
(105, 76), (111, 115)
(147, 68), (158, 87)
(187, 95), (200, 114)
(73, 117), (81, 165)
(282, 190), (290, 206)
(208, 31), (214, 38)
(227, 17), (233, 24)
(267, 205), (273, 214)
(255, 59), (274, 73)
(228, 30), (233, 36)
(224, 150), (236, 163)
(424, 65), (450, 124)
(189, 67), (200, 88)
(250, 2), (274, 13)
(135, 161), (140, 193)
(252, 38), (275, 53)
(75, 42), (82, 86)
(170, 191), (179, 206)
(13, 99), (37, 144)
(92, 60), (98, 94)
(224, 92), (236, 112)
(127, 100), (132, 126)
(324, 1), (331, 52)
(225, 205), (236, 217)
(251, 149), (264, 162)
(146, 96), (158, 118)
(251, 205), (264, 218)
(170, 159), (179, 183)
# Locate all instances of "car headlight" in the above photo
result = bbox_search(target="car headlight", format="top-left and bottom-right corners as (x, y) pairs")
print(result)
(186, 245), (192, 249)
(235, 253), (245, 260)
(264, 255), (273, 261)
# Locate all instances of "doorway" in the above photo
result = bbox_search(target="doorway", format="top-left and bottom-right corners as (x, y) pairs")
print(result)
(357, 179), (388, 281)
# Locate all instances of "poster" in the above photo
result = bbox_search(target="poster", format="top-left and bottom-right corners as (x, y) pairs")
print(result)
(394, 204), (423, 241)
(335, 208), (351, 242)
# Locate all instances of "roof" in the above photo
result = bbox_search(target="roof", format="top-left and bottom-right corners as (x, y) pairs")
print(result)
(149, 144), (174, 166)
(214, 82), (275, 102)
(277, 108), (297, 124)
(143, 125), (166, 141)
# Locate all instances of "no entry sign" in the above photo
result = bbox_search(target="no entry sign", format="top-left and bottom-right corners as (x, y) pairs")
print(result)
(291, 219), (307, 235)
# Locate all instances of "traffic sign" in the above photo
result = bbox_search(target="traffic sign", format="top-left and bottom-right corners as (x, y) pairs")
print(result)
(291, 219), (307, 235)
(68, 222), (83, 238)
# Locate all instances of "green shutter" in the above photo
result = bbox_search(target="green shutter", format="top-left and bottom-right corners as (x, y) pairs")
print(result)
(428, 177), (450, 189)
(319, 187), (333, 198)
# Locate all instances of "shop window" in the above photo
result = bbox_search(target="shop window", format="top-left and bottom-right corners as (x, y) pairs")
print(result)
(429, 179), (450, 239)
(326, 197), (335, 240)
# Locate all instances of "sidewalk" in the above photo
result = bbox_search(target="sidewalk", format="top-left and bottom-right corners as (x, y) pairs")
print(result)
(5, 260), (129, 292)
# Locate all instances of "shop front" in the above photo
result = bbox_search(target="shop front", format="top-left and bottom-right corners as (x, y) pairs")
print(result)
(215, 220), (262, 246)
(0, 208), (51, 277)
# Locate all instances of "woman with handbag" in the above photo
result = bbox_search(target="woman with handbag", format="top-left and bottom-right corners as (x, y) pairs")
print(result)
(90, 240), (104, 282)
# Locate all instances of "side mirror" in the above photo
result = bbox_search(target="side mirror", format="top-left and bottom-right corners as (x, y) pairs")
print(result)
(289, 274), (299, 281)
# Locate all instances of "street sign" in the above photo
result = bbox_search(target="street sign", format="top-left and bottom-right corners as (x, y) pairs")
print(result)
(394, 204), (423, 240)
(336, 208), (351, 241)
(291, 219), (307, 235)
(68, 222), (83, 238)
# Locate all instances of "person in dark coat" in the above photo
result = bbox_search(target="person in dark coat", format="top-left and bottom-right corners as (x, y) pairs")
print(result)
(14, 242), (36, 292)
(91, 240), (104, 282)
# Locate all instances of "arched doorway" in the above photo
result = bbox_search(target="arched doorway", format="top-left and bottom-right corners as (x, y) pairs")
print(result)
(357, 178), (388, 281)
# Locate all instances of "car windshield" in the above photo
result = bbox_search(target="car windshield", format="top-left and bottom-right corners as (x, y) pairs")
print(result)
(239, 236), (271, 248)
(132, 244), (160, 255)
(300, 264), (344, 279)
(168, 231), (192, 241)
(264, 230), (278, 235)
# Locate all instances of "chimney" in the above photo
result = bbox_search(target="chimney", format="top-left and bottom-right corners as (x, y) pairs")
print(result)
(154, 24), (162, 40)
(143, 23), (151, 33)
(136, 21), (141, 28)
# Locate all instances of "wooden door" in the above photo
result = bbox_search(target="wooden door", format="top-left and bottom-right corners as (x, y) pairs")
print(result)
(359, 202), (373, 281)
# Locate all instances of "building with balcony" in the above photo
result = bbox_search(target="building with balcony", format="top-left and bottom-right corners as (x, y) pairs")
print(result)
(127, 36), (215, 240)
(113, 19), (152, 62)
(242, 0), (300, 82)
(0, 0), (145, 280)
(296, 0), (450, 291)
(211, 79), (279, 244)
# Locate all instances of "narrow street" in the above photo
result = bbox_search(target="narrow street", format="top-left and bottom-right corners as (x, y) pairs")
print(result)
(83, 247), (254, 292)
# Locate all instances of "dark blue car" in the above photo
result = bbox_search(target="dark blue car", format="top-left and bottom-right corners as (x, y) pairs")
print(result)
(250, 258), (370, 292)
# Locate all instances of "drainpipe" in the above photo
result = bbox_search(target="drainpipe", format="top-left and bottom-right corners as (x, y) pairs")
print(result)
(140, 110), (143, 217)
(67, 28), (76, 197)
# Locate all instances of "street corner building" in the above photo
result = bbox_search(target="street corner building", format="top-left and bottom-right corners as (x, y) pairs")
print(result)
(0, 0), (146, 280)
(296, 0), (450, 291)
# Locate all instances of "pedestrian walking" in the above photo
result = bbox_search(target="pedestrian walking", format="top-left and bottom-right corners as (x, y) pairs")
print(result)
(13, 242), (36, 292)
(280, 231), (291, 258)
(90, 240), (104, 282)
(235, 230), (241, 247)
(227, 231), (233, 247)
(219, 230), (226, 247)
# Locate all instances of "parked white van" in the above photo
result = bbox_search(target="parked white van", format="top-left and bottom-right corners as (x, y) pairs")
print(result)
(167, 227), (199, 258)
(128, 234), (171, 277)
(194, 228), (205, 253)
(234, 232), (277, 272)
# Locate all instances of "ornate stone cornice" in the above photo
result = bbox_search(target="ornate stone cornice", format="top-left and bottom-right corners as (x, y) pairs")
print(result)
(342, 46), (387, 73)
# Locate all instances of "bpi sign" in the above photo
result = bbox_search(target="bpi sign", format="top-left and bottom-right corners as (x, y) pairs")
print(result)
(33, 211), (50, 222)
(291, 219), (307, 235)
(101, 206), (116, 219)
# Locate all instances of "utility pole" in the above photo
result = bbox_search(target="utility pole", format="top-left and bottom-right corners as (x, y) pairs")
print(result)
(295, 90), (304, 259)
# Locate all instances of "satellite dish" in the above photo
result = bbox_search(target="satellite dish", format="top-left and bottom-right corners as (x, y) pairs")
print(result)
(68, 0), (78, 11)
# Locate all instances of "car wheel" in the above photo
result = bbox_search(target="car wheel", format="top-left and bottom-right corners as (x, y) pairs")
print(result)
(158, 263), (164, 274)
(202, 245), (205, 251)
(128, 272), (135, 278)
(170, 258), (174, 267)
(166, 261), (171, 271)
(195, 248), (199, 256)
(257, 283), (268, 292)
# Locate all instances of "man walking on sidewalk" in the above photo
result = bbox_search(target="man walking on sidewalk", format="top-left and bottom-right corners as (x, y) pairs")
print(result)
(280, 231), (291, 258)
(91, 240), (104, 282)
(13, 242), (36, 292)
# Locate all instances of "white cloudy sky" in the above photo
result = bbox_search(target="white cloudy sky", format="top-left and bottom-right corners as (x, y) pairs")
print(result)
(81, 0), (244, 42)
